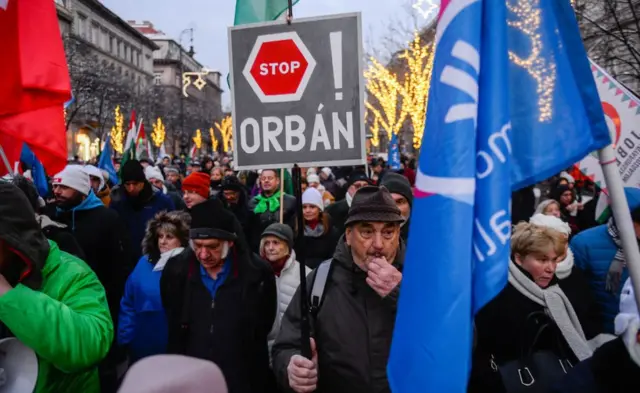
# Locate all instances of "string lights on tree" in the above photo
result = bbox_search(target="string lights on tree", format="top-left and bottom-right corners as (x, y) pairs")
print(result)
(507, 0), (556, 122)
(110, 105), (124, 154)
(364, 59), (407, 143)
(151, 117), (166, 147)
(215, 115), (233, 152)
(209, 127), (219, 152)
(399, 32), (436, 148)
(193, 129), (202, 149)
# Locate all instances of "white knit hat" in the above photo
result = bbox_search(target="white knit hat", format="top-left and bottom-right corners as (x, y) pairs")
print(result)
(145, 166), (165, 182)
(321, 167), (332, 176)
(302, 187), (324, 211)
(83, 165), (105, 191)
(529, 213), (571, 235)
(559, 171), (575, 184)
(52, 165), (91, 196)
(307, 174), (320, 184)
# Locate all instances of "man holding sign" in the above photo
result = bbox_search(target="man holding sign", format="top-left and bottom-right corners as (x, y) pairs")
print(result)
(272, 186), (403, 393)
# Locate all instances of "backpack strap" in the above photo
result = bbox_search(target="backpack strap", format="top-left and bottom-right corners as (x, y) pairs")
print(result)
(309, 259), (332, 318)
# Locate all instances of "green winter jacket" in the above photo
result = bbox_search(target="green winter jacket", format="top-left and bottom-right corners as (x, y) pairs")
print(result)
(0, 183), (113, 393)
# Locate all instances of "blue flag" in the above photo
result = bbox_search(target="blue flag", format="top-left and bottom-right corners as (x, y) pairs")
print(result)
(98, 133), (118, 185)
(388, 132), (401, 170)
(387, 1), (611, 392)
(20, 144), (49, 197)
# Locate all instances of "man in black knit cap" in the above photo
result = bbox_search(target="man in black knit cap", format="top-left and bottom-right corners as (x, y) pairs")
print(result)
(110, 159), (175, 261)
(380, 172), (414, 241)
(160, 198), (276, 393)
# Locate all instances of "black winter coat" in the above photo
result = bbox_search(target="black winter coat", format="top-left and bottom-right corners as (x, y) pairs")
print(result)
(296, 226), (340, 269)
(247, 193), (297, 252)
(325, 199), (349, 234)
(273, 237), (404, 393)
(160, 247), (277, 393)
(558, 266), (603, 336)
(51, 204), (133, 323)
(470, 268), (603, 393)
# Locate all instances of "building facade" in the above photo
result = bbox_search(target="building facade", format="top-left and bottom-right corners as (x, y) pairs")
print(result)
(56, 0), (158, 161)
(130, 21), (224, 155)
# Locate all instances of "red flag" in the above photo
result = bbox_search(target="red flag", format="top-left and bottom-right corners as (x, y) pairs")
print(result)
(0, 0), (71, 175)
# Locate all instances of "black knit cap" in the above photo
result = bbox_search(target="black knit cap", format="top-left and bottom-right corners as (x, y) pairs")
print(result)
(347, 170), (372, 188)
(220, 175), (243, 192)
(121, 160), (146, 183)
(380, 172), (413, 208)
(345, 186), (405, 226)
(189, 198), (237, 241)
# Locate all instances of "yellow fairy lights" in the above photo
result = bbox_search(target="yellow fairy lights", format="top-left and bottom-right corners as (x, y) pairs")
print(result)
(368, 110), (381, 147)
(399, 33), (436, 148)
(209, 127), (219, 152)
(151, 117), (166, 147)
(364, 59), (407, 142)
(110, 105), (124, 154)
(215, 115), (233, 152)
(507, 0), (556, 122)
(193, 129), (202, 149)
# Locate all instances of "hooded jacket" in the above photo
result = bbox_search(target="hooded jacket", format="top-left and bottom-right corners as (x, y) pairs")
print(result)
(0, 183), (113, 393)
(272, 236), (404, 393)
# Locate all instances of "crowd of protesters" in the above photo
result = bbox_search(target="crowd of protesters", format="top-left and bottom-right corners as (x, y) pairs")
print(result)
(0, 151), (637, 393)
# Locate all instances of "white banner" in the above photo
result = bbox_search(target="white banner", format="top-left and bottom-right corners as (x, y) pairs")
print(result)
(577, 60), (640, 219)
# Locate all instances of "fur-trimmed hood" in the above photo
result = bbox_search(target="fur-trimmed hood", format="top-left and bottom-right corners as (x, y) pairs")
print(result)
(142, 211), (191, 263)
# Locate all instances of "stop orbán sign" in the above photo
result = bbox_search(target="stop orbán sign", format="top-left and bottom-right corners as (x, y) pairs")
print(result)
(243, 32), (316, 103)
(229, 13), (365, 170)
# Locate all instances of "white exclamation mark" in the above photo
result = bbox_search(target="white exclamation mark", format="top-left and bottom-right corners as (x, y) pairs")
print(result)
(330, 31), (343, 101)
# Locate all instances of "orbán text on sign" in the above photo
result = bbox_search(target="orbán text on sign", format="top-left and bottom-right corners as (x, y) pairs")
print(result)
(243, 32), (316, 103)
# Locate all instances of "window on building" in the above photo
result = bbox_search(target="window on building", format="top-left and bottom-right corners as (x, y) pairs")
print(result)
(90, 22), (99, 46)
(154, 72), (162, 86)
(117, 66), (122, 75)
(77, 14), (88, 39)
(109, 35), (115, 54)
(137, 52), (141, 68)
(101, 28), (109, 50)
(125, 45), (130, 62)
(117, 40), (123, 58)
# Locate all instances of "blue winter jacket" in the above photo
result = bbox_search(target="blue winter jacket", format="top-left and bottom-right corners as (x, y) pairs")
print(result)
(110, 186), (174, 260)
(117, 255), (167, 362)
(570, 187), (640, 333)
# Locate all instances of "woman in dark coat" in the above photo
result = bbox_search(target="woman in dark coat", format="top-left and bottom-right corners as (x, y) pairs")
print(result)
(470, 222), (610, 393)
(295, 188), (340, 269)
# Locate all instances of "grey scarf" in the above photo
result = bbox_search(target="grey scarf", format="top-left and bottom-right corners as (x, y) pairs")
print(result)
(304, 223), (324, 238)
(508, 261), (594, 361)
(607, 218), (627, 294)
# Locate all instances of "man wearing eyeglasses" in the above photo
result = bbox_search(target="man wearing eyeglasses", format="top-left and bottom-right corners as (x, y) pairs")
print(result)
(272, 186), (404, 393)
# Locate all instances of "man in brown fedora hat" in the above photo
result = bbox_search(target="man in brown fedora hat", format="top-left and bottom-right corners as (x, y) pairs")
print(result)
(273, 186), (405, 393)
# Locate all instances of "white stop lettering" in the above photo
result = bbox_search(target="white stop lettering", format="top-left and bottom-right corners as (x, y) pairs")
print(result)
(259, 61), (301, 76)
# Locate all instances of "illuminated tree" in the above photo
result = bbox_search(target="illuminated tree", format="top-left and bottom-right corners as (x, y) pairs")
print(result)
(399, 32), (436, 148)
(193, 129), (202, 149)
(151, 117), (166, 147)
(364, 59), (407, 142)
(110, 105), (124, 154)
(215, 115), (233, 152)
(209, 127), (219, 152)
(366, 109), (381, 147)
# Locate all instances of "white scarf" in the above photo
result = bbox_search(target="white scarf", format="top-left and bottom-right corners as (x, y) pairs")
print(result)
(508, 261), (613, 361)
(153, 247), (185, 272)
(555, 249), (575, 280)
(346, 191), (353, 207)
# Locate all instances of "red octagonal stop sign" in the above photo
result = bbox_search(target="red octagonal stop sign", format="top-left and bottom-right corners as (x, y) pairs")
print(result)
(243, 32), (316, 103)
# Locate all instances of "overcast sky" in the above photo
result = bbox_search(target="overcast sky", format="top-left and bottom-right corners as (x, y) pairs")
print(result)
(104, 0), (436, 107)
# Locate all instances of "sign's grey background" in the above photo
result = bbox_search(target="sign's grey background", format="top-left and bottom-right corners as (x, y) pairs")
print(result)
(229, 13), (365, 170)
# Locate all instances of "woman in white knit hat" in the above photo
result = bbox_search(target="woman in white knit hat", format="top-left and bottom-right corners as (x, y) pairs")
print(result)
(529, 214), (604, 337)
(295, 188), (340, 269)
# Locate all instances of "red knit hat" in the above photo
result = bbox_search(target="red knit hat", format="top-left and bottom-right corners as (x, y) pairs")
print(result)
(182, 172), (210, 199)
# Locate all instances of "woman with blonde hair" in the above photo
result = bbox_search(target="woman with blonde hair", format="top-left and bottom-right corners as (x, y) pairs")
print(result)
(470, 222), (611, 393)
